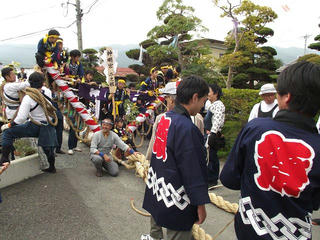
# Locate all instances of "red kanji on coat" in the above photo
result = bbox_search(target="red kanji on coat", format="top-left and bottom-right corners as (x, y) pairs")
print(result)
(254, 131), (314, 198)
(153, 115), (171, 162)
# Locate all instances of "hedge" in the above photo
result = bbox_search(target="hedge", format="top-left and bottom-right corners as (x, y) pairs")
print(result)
(221, 88), (260, 123)
(218, 88), (261, 158)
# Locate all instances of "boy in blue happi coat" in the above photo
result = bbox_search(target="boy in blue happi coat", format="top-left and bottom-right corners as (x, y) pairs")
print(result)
(35, 29), (60, 68)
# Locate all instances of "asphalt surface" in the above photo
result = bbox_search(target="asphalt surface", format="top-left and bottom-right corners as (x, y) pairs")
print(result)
(0, 133), (320, 240)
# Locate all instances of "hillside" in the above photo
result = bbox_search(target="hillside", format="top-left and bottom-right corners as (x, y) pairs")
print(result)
(0, 44), (141, 68)
(0, 43), (318, 68)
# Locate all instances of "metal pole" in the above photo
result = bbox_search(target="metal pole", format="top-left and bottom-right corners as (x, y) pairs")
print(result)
(76, 0), (83, 51)
(303, 34), (311, 55)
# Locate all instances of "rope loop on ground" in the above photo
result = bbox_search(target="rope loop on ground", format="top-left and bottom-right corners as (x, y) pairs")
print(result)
(209, 193), (238, 214)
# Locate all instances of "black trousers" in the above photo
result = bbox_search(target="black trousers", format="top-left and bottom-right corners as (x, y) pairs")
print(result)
(55, 117), (63, 151)
(207, 147), (219, 184)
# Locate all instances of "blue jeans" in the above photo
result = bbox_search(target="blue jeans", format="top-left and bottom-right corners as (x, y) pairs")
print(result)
(1, 122), (55, 168)
(2, 121), (41, 147)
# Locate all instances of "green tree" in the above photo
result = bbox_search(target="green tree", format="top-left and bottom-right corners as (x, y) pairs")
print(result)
(126, 0), (218, 84)
(308, 24), (320, 51)
(147, 0), (207, 70)
(214, 0), (278, 88)
(82, 48), (99, 69)
(81, 48), (105, 84)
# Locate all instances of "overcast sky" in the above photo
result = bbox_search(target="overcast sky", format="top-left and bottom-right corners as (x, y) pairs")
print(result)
(0, 0), (319, 50)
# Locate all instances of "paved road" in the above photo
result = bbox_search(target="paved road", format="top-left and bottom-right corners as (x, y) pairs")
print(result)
(1, 133), (320, 240)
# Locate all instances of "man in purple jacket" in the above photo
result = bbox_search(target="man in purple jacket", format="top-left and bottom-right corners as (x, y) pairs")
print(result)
(220, 61), (320, 240)
(142, 75), (210, 240)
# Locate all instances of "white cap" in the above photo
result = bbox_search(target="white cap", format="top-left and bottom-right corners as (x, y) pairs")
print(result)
(259, 83), (277, 95)
(159, 82), (177, 95)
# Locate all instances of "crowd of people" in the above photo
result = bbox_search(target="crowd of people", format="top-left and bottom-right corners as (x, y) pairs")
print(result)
(1, 28), (320, 240)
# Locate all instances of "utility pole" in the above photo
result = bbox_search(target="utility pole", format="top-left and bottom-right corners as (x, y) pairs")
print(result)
(303, 34), (311, 55)
(76, 0), (83, 51)
(63, 0), (84, 51)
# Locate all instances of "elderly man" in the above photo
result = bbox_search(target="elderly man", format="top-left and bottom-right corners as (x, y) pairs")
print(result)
(248, 83), (279, 121)
(90, 118), (136, 177)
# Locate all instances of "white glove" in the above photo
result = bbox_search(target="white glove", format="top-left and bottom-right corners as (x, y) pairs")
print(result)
(1, 123), (10, 132)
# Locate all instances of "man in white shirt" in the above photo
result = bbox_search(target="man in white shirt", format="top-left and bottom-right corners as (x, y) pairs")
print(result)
(248, 83), (279, 122)
(0, 72), (58, 173)
(1, 67), (29, 120)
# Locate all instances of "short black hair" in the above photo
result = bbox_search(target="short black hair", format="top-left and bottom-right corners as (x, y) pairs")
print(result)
(115, 117), (124, 123)
(209, 83), (223, 100)
(1, 67), (13, 80)
(176, 75), (209, 104)
(85, 70), (94, 76)
(48, 29), (60, 36)
(277, 61), (320, 117)
(128, 83), (135, 89)
(29, 72), (45, 89)
(166, 68), (174, 80)
(70, 49), (81, 58)
(175, 66), (181, 74)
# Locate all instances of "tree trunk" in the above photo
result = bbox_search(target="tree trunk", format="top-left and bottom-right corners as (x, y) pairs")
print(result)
(177, 44), (184, 70)
(226, 66), (233, 89)
(226, 30), (240, 89)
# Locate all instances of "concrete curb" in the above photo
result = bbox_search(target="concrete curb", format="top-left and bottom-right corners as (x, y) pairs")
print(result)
(0, 153), (42, 189)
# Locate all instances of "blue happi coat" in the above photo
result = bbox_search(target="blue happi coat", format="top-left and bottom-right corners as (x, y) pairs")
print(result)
(220, 110), (320, 240)
(143, 104), (210, 231)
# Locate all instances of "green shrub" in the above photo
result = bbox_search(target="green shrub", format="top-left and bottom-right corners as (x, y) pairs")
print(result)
(217, 88), (262, 159)
(221, 88), (260, 124)
(218, 120), (243, 159)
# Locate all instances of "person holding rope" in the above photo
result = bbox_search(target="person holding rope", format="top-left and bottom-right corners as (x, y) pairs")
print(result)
(1, 67), (30, 121)
(0, 72), (58, 173)
(90, 118), (137, 177)
(142, 76), (210, 240)
(0, 67), (30, 160)
(220, 61), (320, 239)
(63, 49), (85, 155)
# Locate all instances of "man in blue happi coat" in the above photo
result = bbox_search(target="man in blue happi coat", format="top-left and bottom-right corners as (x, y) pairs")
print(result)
(142, 75), (210, 240)
(220, 61), (320, 240)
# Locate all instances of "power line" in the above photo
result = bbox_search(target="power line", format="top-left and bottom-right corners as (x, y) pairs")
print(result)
(0, 21), (76, 42)
(62, 1), (70, 17)
(0, 4), (59, 21)
(83, 0), (99, 15)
